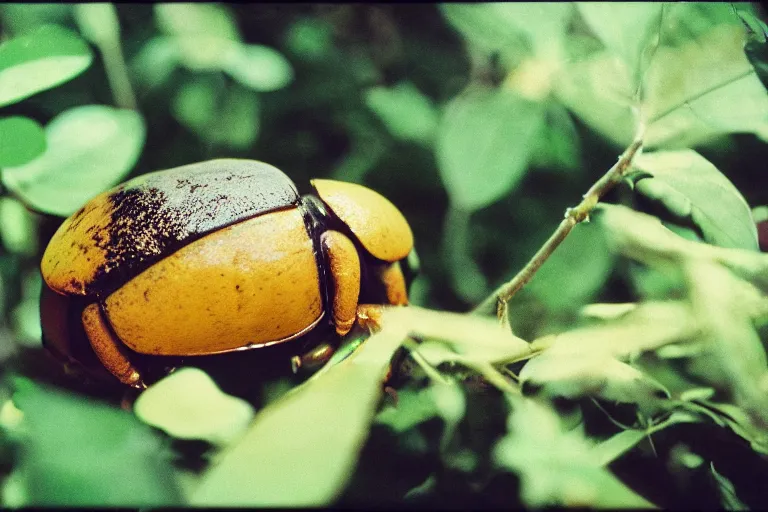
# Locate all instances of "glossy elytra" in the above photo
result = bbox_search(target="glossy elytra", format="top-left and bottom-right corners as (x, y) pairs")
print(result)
(40, 159), (415, 388)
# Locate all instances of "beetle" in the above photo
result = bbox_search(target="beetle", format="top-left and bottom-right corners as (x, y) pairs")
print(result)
(40, 159), (416, 389)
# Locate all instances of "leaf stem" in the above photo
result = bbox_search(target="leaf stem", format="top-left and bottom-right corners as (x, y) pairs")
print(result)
(100, 38), (137, 110)
(472, 126), (646, 319)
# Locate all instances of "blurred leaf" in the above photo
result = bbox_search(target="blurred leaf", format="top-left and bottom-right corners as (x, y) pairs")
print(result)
(284, 17), (333, 62)
(592, 412), (697, 466)
(376, 381), (465, 443)
(365, 81), (439, 145)
(529, 102), (581, 172)
(528, 220), (614, 312)
(0, 4), (71, 35)
(710, 463), (749, 511)
(558, 4), (768, 148)
(443, 206), (489, 303)
(172, 77), (259, 149)
(11, 272), (41, 347)
(172, 75), (219, 134)
(191, 324), (406, 507)
(598, 204), (768, 294)
(135, 367), (255, 445)
(155, 3), (239, 41)
(0, 117), (46, 167)
(684, 259), (768, 427)
(555, 49), (638, 148)
(520, 353), (668, 414)
(0, 24), (93, 107)
(1, 105), (145, 216)
(130, 37), (180, 90)
(494, 397), (654, 507)
(643, 6), (768, 147)
(10, 378), (181, 506)
(390, 306), (530, 365)
(441, 3), (572, 58)
(437, 87), (544, 211)
(0, 197), (37, 256)
(73, 3), (120, 46)
(576, 3), (663, 89)
(745, 37), (768, 90)
(223, 44), (293, 93)
(632, 150), (759, 250)
(154, 3), (240, 71)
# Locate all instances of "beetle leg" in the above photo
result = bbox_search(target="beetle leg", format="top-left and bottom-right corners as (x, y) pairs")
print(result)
(81, 303), (145, 389)
(374, 261), (409, 306)
(320, 230), (361, 336)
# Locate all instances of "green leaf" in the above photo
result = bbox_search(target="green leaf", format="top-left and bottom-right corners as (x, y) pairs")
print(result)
(642, 5), (768, 147)
(0, 197), (37, 256)
(527, 220), (614, 312)
(171, 75), (219, 134)
(1, 105), (145, 216)
(73, 3), (120, 46)
(223, 44), (294, 92)
(134, 367), (255, 445)
(441, 3), (572, 57)
(529, 102), (582, 172)
(10, 378), (181, 506)
(520, 352), (668, 414)
(494, 396), (655, 508)
(633, 150), (759, 250)
(0, 4), (71, 35)
(284, 18), (334, 61)
(154, 3), (240, 71)
(365, 82), (439, 145)
(130, 36), (180, 90)
(554, 49), (638, 148)
(191, 326), (406, 507)
(436, 87), (545, 211)
(172, 77), (259, 149)
(710, 463), (749, 511)
(576, 3), (663, 89)
(0, 25), (93, 107)
(0, 116), (46, 167)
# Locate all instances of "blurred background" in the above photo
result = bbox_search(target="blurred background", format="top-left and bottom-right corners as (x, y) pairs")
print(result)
(0, 2), (766, 370)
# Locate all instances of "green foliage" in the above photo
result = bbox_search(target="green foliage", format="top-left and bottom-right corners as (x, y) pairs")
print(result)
(437, 87), (544, 211)
(0, 117), (45, 167)
(0, 25), (92, 107)
(0, 2), (767, 510)
(6, 378), (181, 506)
(1, 106), (145, 216)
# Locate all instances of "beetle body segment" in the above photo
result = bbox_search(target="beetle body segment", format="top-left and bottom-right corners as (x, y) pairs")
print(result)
(40, 159), (415, 387)
(104, 207), (323, 355)
(311, 179), (414, 263)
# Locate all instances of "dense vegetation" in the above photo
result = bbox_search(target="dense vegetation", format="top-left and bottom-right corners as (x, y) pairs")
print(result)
(1, 3), (768, 508)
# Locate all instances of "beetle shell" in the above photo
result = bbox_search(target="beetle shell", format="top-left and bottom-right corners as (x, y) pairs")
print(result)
(41, 159), (299, 299)
(40, 159), (415, 386)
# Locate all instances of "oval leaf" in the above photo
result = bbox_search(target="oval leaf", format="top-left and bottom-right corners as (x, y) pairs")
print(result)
(633, 149), (759, 250)
(577, 2), (663, 87)
(436, 87), (545, 211)
(223, 44), (294, 92)
(0, 24), (93, 107)
(191, 326), (405, 507)
(135, 367), (255, 445)
(365, 81), (439, 145)
(2, 105), (145, 216)
(0, 116), (46, 167)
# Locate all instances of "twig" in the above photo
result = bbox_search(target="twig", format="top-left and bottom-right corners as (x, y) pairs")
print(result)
(472, 126), (646, 320)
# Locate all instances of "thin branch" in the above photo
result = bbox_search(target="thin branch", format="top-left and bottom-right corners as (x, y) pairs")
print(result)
(472, 126), (646, 319)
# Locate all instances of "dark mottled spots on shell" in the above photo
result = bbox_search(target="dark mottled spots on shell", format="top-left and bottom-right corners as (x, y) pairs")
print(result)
(84, 159), (300, 296)
(68, 279), (85, 294)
